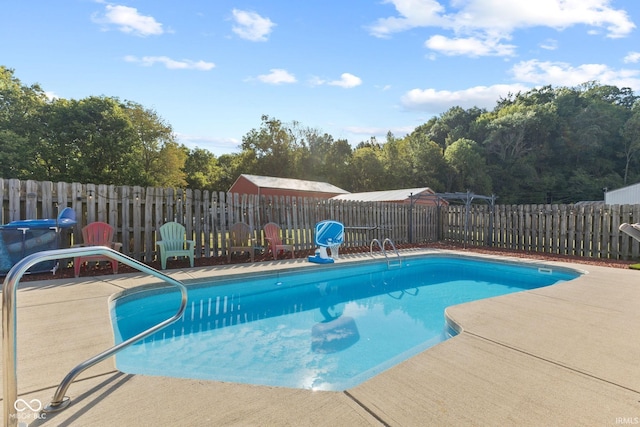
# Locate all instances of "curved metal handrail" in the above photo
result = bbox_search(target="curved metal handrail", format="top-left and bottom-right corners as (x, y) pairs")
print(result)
(2, 246), (188, 426)
(370, 238), (386, 257)
(382, 238), (402, 267)
(370, 238), (402, 268)
(382, 238), (400, 258)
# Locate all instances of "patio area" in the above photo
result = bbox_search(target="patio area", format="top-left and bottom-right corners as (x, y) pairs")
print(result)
(2, 248), (639, 426)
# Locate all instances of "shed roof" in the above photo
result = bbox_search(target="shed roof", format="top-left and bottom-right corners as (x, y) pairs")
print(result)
(605, 181), (640, 205)
(331, 187), (435, 202)
(238, 174), (349, 195)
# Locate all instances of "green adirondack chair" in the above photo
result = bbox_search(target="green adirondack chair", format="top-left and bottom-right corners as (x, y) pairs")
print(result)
(156, 221), (195, 269)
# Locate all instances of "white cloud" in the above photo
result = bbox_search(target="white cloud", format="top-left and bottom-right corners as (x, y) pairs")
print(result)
(402, 59), (640, 113)
(425, 35), (516, 57)
(511, 59), (640, 89)
(624, 52), (640, 64)
(93, 4), (164, 36)
(231, 9), (275, 42)
(369, 0), (635, 57)
(328, 73), (362, 88)
(539, 38), (558, 50)
(124, 55), (215, 70)
(309, 73), (362, 88)
(176, 133), (240, 155)
(257, 69), (296, 84)
(308, 76), (326, 86)
(401, 84), (530, 111)
(443, 0), (635, 38)
(368, 0), (446, 38)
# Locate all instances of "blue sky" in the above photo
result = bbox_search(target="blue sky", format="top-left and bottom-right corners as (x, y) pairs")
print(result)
(2, 0), (639, 156)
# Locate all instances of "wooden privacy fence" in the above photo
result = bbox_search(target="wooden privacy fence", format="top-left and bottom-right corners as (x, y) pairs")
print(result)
(0, 179), (440, 264)
(4, 179), (640, 264)
(443, 203), (640, 260)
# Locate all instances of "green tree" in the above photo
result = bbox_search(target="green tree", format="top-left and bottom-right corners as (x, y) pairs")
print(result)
(241, 115), (295, 177)
(124, 101), (175, 186)
(34, 98), (81, 181)
(406, 134), (448, 191)
(485, 109), (535, 163)
(0, 129), (29, 178)
(444, 138), (491, 193)
(556, 83), (630, 178)
(154, 141), (187, 187)
(184, 147), (222, 191)
(214, 153), (246, 191)
(288, 123), (335, 181)
(413, 106), (486, 149)
(0, 66), (47, 178)
(322, 138), (353, 191)
(380, 133), (413, 189)
(348, 145), (384, 191)
(6, 65), (640, 203)
(622, 109), (640, 184)
(70, 96), (139, 184)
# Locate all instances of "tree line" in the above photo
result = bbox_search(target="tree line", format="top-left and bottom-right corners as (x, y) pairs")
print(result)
(2, 65), (639, 204)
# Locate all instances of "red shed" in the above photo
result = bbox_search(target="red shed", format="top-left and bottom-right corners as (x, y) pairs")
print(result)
(229, 174), (349, 199)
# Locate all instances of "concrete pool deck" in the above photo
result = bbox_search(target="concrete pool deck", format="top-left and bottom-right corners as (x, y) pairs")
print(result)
(1, 249), (639, 426)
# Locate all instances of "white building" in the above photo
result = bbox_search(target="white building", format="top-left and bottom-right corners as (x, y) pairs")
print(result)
(605, 182), (640, 205)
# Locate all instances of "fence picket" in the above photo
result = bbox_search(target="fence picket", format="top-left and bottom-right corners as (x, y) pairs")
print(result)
(41, 181), (53, 219)
(144, 187), (155, 262)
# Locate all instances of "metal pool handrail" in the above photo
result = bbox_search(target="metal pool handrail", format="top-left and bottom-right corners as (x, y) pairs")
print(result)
(370, 238), (386, 256)
(370, 238), (402, 268)
(2, 246), (188, 427)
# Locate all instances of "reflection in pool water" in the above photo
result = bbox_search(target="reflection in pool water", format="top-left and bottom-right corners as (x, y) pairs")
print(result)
(312, 282), (360, 353)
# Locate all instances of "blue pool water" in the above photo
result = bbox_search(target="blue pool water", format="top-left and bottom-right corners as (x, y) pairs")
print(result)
(111, 256), (580, 391)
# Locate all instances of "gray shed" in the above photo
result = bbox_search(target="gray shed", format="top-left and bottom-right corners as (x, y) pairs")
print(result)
(605, 182), (640, 205)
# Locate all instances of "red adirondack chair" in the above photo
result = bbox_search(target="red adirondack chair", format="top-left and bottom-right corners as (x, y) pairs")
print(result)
(263, 222), (294, 260)
(74, 221), (122, 277)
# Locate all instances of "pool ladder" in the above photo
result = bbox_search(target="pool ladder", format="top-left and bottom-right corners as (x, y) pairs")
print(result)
(2, 247), (188, 426)
(370, 238), (402, 268)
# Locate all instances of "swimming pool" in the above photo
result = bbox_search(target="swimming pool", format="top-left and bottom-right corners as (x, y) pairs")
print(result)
(110, 255), (580, 391)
